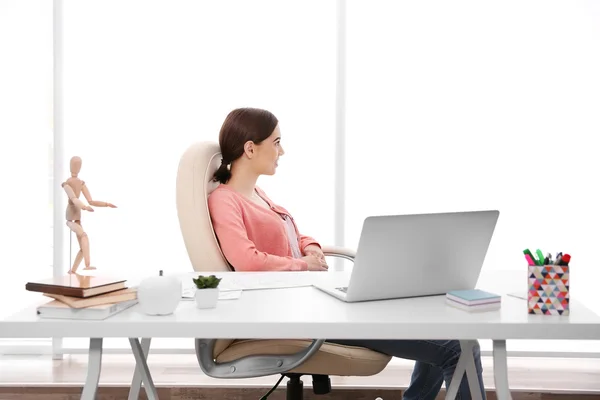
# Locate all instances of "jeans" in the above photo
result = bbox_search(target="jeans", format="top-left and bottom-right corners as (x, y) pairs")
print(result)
(327, 339), (485, 400)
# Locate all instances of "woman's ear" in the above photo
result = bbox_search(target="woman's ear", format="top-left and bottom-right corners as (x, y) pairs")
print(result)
(243, 141), (255, 159)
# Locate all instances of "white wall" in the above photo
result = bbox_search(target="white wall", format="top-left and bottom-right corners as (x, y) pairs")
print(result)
(0, 0), (53, 319)
(58, 0), (337, 276)
(1, 0), (598, 354)
(57, 0), (336, 349)
(345, 0), (600, 353)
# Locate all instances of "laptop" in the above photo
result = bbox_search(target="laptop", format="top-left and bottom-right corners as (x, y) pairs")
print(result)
(313, 210), (499, 302)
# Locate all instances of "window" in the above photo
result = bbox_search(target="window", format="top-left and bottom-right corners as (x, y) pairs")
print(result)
(59, 0), (336, 349)
(345, 0), (600, 353)
(0, 0), (53, 319)
(3, 0), (598, 358)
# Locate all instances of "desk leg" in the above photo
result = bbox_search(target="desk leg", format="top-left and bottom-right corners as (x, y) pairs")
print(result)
(80, 338), (103, 400)
(444, 340), (482, 400)
(493, 340), (512, 400)
(129, 338), (159, 400)
(128, 338), (152, 400)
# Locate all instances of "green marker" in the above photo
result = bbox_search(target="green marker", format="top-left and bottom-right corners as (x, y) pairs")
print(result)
(536, 249), (545, 266)
(523, 248), (537, 265)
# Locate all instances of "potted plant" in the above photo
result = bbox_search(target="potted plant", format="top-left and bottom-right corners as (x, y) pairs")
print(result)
(192, 274), (222, 309)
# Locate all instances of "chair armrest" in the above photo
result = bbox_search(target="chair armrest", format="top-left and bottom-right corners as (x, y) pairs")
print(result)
(321, 245), (356, 262)
(195, 338), (325, 379)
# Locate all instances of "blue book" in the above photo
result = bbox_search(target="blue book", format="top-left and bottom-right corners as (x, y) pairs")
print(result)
(446, 289), (501, 306)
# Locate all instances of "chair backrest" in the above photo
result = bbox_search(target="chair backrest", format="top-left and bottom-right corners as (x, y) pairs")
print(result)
(176, 141), (232, 272)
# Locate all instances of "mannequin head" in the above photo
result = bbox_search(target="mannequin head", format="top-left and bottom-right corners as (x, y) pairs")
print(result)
(70, 156), (82, 177)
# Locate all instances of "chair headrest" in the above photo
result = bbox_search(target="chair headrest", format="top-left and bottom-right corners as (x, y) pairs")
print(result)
(176, 141), (231, 272)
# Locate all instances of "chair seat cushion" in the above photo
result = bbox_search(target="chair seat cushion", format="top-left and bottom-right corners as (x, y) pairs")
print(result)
(215, 339), (392, 376)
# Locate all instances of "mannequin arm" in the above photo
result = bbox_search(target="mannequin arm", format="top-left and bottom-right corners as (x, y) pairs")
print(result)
(82, 184), (116, 208)
(62, 183), (90, 210)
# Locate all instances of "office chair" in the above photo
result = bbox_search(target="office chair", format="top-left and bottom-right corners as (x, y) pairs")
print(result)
(175, 141), (392, 399)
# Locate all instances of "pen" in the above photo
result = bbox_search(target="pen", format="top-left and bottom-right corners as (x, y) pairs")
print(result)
(560, 254), (571, 266)
(554, 254), (562, 265)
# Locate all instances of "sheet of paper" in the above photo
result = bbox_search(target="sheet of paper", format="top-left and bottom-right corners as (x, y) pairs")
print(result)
(507, 291), (527, 300)
(219, 273), (315, 291)
(219, 290), (242, 300)
(181, 271), (352, 296)
(181, 287), (195, 299)
(181, 288), (243, 301)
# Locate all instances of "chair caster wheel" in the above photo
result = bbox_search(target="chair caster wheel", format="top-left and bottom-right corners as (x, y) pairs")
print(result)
(312, 374), (331, 395)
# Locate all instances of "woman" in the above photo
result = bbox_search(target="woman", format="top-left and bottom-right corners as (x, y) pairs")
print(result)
(207, 107), (486, 400)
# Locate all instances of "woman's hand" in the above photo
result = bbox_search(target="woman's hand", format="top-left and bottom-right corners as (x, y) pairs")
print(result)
(303, 244), (328, 271)
(302, 254), (328, 271)
(304, 244), (325, 260)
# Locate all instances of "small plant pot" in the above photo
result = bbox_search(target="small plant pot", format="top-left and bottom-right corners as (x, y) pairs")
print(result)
(194, 288), (219, 309)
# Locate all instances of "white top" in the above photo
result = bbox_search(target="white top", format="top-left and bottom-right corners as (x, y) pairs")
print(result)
(282, 215), (302, 258)
(1, 271), (599, 340)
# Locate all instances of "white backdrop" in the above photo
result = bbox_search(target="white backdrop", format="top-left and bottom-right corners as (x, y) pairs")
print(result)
(345, 0), (600, 353)
(58, 0), (336, 349)
(0, 0), (53, 319)
(60, 0), (336, 276)
(1, 0), (599, 355)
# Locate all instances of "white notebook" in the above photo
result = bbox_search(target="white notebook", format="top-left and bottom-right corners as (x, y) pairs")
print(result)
(182, 271), (318, 294)
(445, 298), (501, 312)
(36, 299), (138, 320)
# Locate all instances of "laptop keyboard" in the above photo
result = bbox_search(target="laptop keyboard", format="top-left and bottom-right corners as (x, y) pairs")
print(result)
(336, 287), (348, 293)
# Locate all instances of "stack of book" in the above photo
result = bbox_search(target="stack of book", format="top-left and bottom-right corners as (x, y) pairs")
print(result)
(445, 289), (501, 312)
(25, 275), (137, 320)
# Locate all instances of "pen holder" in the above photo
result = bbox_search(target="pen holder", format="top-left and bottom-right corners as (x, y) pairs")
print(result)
(528, 264), (569, 316)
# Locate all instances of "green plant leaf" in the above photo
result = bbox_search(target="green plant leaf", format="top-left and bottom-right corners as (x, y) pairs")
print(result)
(192, 274), (222, 289)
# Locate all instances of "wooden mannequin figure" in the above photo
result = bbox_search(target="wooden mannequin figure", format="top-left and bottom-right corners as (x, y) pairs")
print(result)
(62, 156), (117, 274)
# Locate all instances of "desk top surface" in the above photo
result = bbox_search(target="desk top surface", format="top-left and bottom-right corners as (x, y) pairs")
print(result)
(2, 271), (599, 340)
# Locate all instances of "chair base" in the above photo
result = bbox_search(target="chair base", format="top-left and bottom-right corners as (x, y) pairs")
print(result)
(286, 374), (303, 400)
(262, 373), (332, 399)
(284, 373), (332, 400)
(311, 374), (332, 395)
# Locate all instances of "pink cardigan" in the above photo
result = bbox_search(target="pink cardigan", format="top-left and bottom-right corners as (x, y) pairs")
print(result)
(207, 184), (321, 271)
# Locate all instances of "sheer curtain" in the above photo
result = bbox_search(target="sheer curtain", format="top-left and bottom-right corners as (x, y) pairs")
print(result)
(345, 0), (600, 354)
(0, 0), (53, 320)
(59, 0), (336, 349)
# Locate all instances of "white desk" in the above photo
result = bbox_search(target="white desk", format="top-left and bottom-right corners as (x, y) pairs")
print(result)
(1, 271), (599, 400)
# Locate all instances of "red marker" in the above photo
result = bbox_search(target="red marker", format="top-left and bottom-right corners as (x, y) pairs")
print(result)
(561, 254), (571, 265)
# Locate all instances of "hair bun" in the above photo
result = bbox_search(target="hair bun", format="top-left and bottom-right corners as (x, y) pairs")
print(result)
(213, 163), (232, 183)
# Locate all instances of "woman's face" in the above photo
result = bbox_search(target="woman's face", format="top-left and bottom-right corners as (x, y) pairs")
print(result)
(250, 124), (285, 175)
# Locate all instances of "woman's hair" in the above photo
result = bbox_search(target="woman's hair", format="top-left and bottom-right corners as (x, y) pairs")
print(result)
(213, 107), (279, 184)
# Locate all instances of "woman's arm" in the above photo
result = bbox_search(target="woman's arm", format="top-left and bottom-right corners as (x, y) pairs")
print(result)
(209, 193), (308, 272)
(299, 234), (321, 254)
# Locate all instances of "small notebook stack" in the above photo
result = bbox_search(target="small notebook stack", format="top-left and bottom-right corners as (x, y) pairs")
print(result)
(25, 275), (137, 320)
(445, 289), (501, 312)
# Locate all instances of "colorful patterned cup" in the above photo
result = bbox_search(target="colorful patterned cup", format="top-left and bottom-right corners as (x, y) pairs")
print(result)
(528, 264), (569, 316)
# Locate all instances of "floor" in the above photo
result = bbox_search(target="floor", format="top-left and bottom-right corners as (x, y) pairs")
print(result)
(1, 354), (600, 399)
(3, 387), (600, 400)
